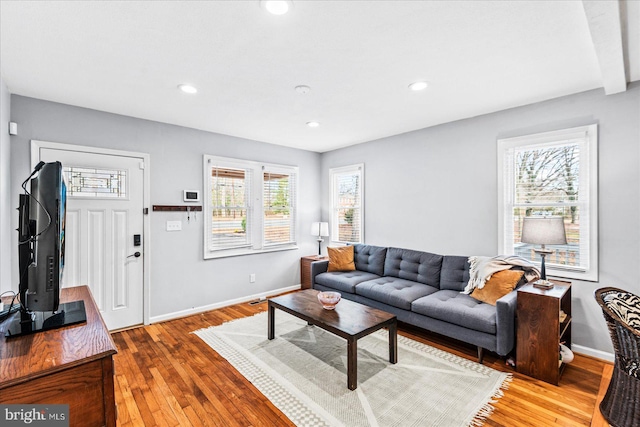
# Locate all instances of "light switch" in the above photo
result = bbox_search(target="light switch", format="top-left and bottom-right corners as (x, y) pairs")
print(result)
(166, 220), (182, 231)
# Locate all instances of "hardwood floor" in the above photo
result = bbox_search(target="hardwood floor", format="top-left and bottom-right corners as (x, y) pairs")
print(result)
(112, 297), (610, 426)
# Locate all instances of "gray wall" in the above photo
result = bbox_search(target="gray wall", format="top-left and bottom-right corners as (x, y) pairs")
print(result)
(8, 95), (322, 319)
(321, 83), (640, 355)
(0, 78), (11, 292)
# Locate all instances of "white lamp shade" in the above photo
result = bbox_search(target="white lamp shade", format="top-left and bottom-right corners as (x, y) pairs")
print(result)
(521, 216), (567, 245)
(311, 222), (329, 237)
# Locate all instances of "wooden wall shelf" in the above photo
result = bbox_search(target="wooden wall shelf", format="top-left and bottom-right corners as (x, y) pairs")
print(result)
(152, 205), (202, 212)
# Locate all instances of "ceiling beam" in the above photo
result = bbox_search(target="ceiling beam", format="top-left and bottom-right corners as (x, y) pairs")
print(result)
(582, 0), (627, 94)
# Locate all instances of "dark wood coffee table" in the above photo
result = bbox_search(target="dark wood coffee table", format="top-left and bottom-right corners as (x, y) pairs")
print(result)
(268, 289), (397, 390)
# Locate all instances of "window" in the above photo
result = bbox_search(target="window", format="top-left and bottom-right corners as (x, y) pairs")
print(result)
(263, 167), (296, 247)
(498, 124), (598, 281)
(204, 156), (298, 258)
(64, 166), (127, 198)
(330, 164), (364, 244)
(209, 166), (252, 251)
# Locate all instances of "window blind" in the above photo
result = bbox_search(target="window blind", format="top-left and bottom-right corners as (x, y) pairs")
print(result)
(331, 165), (363, 243)
(263, 168), (297, 246)
(209, 166), (252, 251)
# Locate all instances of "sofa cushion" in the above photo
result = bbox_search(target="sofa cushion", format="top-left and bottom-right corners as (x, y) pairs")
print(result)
(355, 277), (438, 310)
(411, 290), (497, 334)
(315, 271), (380, 294)
(353, 244), (387, 276)
(383, 248), (443, 287)
(327, 245), (356, 272)
(440, 255), (471, 291)
(471, 270), (524, 305)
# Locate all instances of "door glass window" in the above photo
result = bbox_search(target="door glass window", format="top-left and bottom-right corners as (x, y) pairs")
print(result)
(64, 166), (127, 198)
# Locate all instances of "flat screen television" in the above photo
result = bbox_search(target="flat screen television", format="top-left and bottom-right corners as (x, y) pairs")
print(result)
(5, 161), (86, 337)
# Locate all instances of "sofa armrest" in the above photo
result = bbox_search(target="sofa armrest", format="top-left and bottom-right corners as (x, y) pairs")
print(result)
(310, 260), (329, 288)
(495, 289), (518, 356)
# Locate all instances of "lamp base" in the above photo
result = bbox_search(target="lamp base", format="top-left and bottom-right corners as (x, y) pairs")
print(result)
(533, 247), (553, 281)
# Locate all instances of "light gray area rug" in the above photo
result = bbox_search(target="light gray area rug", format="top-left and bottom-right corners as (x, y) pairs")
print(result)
(194, 311), (511, 427)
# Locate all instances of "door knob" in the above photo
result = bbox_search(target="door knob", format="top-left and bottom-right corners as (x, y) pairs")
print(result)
(127, 251), (141, 259)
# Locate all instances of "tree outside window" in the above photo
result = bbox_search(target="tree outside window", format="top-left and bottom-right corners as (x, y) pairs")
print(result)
(512, 144), (580, 267)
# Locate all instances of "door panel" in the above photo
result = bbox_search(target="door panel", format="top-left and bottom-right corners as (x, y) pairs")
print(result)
(64, 209), (81, 288)
(38, 147), (144, 330)
(88, 209), (106, 312)
(112, 210), (128, 310)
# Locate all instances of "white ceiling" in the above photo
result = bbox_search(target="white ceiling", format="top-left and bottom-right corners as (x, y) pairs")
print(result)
(1, 1), (638, 153)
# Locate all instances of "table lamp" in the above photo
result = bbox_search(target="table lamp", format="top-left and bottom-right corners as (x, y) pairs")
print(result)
(521, 216), (567, 282)
(311, 222), (329, 257)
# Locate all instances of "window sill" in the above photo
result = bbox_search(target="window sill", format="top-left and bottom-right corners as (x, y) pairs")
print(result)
(545, 267), (598, 283)
(204, 245), (299, 260)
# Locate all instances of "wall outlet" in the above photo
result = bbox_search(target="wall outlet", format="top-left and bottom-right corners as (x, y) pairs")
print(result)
(166, 220), (182, 231)
(250, 273), (256, 283)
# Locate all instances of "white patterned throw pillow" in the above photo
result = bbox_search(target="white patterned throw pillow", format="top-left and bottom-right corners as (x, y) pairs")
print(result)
(603, 291), (640, 331)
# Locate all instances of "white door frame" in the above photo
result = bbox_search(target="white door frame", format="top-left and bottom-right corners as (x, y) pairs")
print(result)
(31, 140), (151, 326)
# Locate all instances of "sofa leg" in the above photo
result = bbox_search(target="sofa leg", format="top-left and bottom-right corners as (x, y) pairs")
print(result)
(477, 347), (484, 364)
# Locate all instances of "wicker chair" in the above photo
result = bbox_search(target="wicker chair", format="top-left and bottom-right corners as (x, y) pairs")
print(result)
(594, 287), (640, 427)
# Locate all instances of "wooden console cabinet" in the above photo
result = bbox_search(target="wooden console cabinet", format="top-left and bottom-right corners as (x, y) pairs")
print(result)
(301, 255), (327, 289)
(0, 286), (117, 426)
(516, 280), (571, 385)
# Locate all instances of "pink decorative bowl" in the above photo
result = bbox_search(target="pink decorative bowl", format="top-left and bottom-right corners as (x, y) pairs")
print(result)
(317, 291), (341, 310)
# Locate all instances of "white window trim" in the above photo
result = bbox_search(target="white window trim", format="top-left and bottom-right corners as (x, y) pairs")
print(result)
(203, 155), (298, 259)
(329, 163), (364, 244)
(497, 124), (598, 282)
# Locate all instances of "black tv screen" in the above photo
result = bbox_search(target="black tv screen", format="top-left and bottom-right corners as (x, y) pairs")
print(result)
(5, 161), (86, 338)
(24, 161), (66, 312)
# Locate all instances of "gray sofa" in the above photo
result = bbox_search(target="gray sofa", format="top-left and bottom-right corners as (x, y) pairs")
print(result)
(311, 244), (527, 363)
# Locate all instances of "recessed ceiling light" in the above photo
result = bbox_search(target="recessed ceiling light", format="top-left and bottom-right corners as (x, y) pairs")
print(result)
(178, 84), (197, 94)
(408, 81), (428, 91)
(262, 0), (292, 15)
(295, 85), (311, 94)
(306, 121), (320, 128)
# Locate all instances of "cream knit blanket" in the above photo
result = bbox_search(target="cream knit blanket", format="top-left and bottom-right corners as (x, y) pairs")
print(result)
(463, 255), (540, 294)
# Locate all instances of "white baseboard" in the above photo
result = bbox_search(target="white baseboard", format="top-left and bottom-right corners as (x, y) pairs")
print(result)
(149, 284), (301, 324)
(572, 344), (614, 363)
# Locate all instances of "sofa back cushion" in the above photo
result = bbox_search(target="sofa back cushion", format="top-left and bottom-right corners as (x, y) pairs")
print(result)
(383, 247), (443, 287)
(440, 255), (471, 291)
(327, 245), (356, 272)
(353, 244), (387, 276)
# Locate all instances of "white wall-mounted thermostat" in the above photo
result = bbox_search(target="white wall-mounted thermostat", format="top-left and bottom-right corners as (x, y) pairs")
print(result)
(183, 190), (200, 202)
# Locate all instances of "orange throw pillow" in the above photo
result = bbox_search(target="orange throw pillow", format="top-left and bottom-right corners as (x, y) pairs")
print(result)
(327, 246), (356, 272)
(471, 270), (524, 305)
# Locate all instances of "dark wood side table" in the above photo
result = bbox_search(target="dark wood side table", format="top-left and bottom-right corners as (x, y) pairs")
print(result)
(300, 255), (328, 289)
(516, 280), (572, 385)
(0, 286), (117, 426)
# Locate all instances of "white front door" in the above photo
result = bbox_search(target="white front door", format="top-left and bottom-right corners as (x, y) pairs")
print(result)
(36, 144), (146, 330)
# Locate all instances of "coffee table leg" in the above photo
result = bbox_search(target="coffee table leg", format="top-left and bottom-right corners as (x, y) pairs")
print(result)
(389, 320), (398, 364)
(268, 303), (275, 340)
(348, 338), (357, 390)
